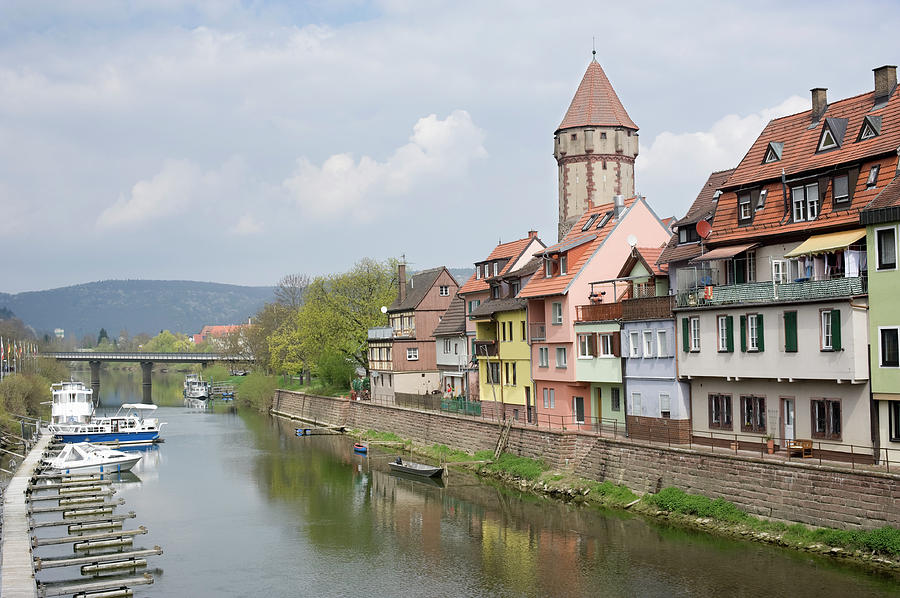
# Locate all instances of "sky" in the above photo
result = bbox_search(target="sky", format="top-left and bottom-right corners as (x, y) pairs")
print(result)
(1, 0), (898, 293)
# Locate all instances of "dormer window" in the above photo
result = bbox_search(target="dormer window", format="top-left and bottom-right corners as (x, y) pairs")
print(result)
(560, 254), (568, 275)
(833, 174), (849, 204)
(582, 214), (598, 231)
(738, 192), (752, 221)
(476, 265), (481, 279)
(818, 128), (838, 151)
(792, 182), (819, 222)
(492, 262), (499, 277)
(545, 258), (552, 278)
(867, 165), (880, 189)
(763, 142), (783, 164)
(858, 115), (882, 141)
(491, 285), (500, 299)
(678, 226), (700, 244)
(817, 118), (848, 152)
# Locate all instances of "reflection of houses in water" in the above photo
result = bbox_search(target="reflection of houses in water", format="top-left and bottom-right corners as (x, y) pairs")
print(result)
(369, 470), (445, 559)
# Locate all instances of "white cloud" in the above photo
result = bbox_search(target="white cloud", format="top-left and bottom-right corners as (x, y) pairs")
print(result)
(282, 110), (487, 219)
(97, 157), (249, 230)
(230, 214), (263, 236)
(637, 95), (811, 211)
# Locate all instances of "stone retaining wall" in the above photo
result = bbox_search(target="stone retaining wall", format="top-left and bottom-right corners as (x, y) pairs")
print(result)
(273, 390), (900, 531)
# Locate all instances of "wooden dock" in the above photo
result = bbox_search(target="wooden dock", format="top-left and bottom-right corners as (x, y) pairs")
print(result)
(0, 432), (52, 598)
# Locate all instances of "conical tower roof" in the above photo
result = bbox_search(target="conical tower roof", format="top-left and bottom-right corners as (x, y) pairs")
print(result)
(558, 59), (638, 132)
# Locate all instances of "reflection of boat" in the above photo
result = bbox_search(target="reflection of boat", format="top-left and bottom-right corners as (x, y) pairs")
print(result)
(389, 458), (443, 478)
(184, 397), (210, 410)
(43, 442), (142, 474)
(389, 468), (446, 488)
(184, 373), (211, 400)
(353, 443), (368, 454)
(49, 403), (165, 444)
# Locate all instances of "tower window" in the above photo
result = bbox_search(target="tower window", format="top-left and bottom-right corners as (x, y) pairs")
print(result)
(600, 132), (607, 139)
(571, 134), (577, 141)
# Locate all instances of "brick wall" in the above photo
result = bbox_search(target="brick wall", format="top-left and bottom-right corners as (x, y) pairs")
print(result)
(274, 390), (900, 530)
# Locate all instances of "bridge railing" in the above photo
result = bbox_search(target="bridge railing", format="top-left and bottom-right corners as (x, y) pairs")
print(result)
(40, 352), (253, 361)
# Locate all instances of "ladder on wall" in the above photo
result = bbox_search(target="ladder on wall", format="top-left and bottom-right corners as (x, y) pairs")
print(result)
(493, 417), (513, 461)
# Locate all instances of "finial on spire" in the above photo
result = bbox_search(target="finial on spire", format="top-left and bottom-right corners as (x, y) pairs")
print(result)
(592, 36), (596, 60)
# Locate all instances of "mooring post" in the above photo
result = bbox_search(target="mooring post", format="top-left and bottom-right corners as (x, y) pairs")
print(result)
(89, 360), (101, 404)
(141, 361), (153, 404)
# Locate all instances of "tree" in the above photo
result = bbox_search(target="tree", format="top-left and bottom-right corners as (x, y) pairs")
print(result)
(98, 328), (109, 345)
(141, 330), (193, 353)
(274, 273), (310, 310)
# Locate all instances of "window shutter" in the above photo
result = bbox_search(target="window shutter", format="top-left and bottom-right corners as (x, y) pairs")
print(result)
(735, 260), (745, 284)
(726, 316), (734, 353)
(847, 167), (860, 202)
(612, 331), (621, 357)
(740, 315), (747, 352)
(588, 334), (597, 356)
(817, 175), (828, 207)
(682, 318), (689, 352)
(757, 313), (765, 351)
(831, 309), (842, 351)
(784, 311), (797, 352)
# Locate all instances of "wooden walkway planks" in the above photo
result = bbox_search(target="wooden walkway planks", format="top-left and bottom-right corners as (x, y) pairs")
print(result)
(1, 433), (52, 598)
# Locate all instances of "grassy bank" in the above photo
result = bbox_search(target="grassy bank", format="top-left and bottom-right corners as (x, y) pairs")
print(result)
(206, 365), (348, 413)
(344, 427), (900, 571)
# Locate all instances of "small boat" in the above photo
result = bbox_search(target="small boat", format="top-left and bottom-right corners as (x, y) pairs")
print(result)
(183, 374), (211, 400)
(388, 458), (443, 478)
(353, 443), (368, 454)
(43, 442), (142, 474)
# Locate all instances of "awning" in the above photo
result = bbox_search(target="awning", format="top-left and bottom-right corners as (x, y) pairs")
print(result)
(689, 243), (759, 264)
(784, 229), (866, 258)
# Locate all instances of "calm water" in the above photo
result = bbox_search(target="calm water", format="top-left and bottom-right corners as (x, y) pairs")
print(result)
(30, 369), (900, 597)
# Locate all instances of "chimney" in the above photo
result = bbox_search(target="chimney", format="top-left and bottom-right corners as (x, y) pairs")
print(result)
(874, 65), (897, 103)
(613, 194), (625, 218)
(398, 261), (407, 303)
(810, 88), (828, 122)
(528, 229), (538, 239)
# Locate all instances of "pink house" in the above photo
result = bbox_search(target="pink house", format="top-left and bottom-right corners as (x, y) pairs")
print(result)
(520, 195), (671, 427)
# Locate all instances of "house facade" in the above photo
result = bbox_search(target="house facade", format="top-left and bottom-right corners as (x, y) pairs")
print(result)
(521, 195), (671, 428)
(368, 264), (459, 403)
(861, 169), (900, 460)
(458, 232), (545, 403)
(672, 65), (900, 459)
(432, 295), (469, 397)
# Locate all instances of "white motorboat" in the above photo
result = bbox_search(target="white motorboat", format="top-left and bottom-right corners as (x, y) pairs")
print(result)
(49, 381), (94, 426)
(49, 400), (165, 444)
(43, 442), (142, 474)
(183, 373), (211, 400)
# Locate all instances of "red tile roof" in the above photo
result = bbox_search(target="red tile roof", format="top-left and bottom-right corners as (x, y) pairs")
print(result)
(558, 60), (638, 131)
(725, 88), (900, 189)
(706, 84), (900, 245)
(520, 197), (638, 298)
(636, 246), (667, 276)
(458, 236), (541, 295)
(659, 169), (734, 265)
(864, 174), (900, 210)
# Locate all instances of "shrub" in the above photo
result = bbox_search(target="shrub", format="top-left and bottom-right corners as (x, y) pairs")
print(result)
(315, 351), (354, 389)
(587, 481), (638, 505)
(203, 364), (230, 382)
(234, 372), (278, 412)
(645, 487), (749, 523)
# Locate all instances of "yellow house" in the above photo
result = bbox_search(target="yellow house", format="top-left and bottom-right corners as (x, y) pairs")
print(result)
(471, 257), (541, 422)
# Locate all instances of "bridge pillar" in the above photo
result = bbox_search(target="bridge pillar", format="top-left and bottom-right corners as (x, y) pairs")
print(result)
(89, 361), (101, 404)
(141, 361), (153, 404)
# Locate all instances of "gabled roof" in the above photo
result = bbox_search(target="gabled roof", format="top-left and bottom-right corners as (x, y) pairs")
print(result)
(864, 174), (900, 212)
(388, 267), (451, 312)
(432, 296), (466, 337)
(504, 256), (542, 280)
(724, 87), (900, 189)
(557, 59), (638, 132)
(520, 197), (639, 298)
(468, 297), (526, 319)
(458, 235), (543, 295)
(636, 246), (667, 276)
(659, 169), (735, 265)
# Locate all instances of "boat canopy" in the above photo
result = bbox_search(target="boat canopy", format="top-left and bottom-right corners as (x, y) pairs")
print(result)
(120, 403), (158, 410)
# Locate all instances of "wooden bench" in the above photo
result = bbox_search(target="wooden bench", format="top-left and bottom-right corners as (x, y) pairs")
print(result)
(786, 439), (813, 458)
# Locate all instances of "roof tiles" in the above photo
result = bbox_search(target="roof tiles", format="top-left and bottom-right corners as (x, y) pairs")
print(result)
(558, 60), (638, 131)
(459, 236), (541, 295)
(432, 295), (466, 336)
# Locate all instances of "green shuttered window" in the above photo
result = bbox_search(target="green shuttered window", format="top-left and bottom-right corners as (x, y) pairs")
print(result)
(740, 315), (747, 352)
(726, 316), (734, 352)
(682, 318), (689, 352)
(784, 311), (798, 352)
(831, 309), (842, 351)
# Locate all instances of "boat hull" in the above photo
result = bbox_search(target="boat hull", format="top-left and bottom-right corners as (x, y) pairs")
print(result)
(389, 462), (443, 478)
(47, 457), (141, 475)
(54, 431), (160, 444)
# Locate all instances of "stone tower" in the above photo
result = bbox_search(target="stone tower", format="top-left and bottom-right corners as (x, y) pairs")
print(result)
(555, 57), (639, 240)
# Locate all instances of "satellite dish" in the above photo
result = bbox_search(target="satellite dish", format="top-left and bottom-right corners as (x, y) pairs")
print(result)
(626, 234), (638, 248)
(696, 220), (712, 239)
(380, 306), (387, 314)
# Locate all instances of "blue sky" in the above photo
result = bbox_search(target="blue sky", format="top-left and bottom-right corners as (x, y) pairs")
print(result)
(1, 0), (898, 292)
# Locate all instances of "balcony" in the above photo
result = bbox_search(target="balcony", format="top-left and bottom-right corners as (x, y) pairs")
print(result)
(622, 295), (675, 320)
(393, 327), (416, 339)
(473, 340), (498, 357)
(675, 276), (867, 308)
(529, 323), (546, 341)
(367, 326), (393, 341)
(575, 302), (623, 322)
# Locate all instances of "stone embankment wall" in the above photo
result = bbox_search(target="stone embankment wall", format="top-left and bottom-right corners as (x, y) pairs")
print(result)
(274, 390), (900, 531)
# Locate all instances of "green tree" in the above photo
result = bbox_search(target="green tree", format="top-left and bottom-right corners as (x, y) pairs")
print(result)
(98, 328), (109, 345)
(141, 330), (193, 353)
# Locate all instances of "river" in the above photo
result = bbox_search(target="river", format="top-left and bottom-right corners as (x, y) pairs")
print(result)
(30, 368), (899, 597)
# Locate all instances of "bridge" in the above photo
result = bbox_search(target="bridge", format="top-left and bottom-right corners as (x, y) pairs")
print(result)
(42, 352), (253, 403)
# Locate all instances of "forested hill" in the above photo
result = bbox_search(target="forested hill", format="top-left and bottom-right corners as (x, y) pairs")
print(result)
(0, 280), (274, 340)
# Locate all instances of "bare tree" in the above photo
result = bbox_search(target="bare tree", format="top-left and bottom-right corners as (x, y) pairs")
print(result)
(274, 273), (310, 310)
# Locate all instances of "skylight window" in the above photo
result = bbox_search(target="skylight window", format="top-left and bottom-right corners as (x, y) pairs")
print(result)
(756, 189), (768, 211)
(582, 214), (598, 231)
(595, 211), (613, 229)
(867, 165), (880, 189)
